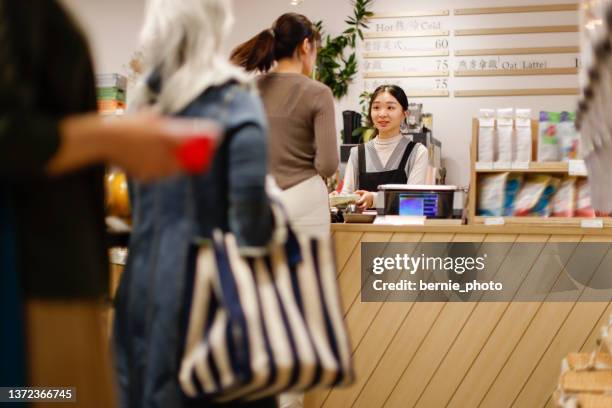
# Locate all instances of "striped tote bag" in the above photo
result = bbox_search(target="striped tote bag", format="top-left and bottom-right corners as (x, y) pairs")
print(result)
(179, 205), (354, 403)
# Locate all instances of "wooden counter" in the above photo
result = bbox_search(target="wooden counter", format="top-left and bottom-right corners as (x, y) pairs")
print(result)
(331, 221), (612, 236)
(304, 224), (612, 408)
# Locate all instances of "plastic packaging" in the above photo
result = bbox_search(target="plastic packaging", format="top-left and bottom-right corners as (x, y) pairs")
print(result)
(514, 109), (532, 162)
(503, 174), (523, 216)
(105, 169), (130, 218)
(558, 111), (580, 161)
(478, 109), (496, 162)
(532, 177), (560, 217)
(478, 172), (508, 216)
(513, 175), (551, 216)
(575, 179), (596, 217)
(551, 177), (577, 217)
(537, 111), (560, 162)
(496, 108), (514, 162)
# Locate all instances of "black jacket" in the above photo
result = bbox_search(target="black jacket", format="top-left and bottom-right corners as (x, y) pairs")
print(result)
(0, 0), (108, 298)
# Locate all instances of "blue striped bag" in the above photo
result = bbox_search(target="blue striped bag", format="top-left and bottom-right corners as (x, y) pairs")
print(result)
(179, 202), (354, 402)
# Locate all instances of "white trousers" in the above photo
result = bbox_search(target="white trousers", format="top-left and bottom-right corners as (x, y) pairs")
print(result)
(277, 176), (329, 408)
(279, 175), (330, 238)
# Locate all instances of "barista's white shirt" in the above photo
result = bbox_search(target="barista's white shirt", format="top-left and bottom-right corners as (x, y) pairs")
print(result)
(340, 134), (429, 195)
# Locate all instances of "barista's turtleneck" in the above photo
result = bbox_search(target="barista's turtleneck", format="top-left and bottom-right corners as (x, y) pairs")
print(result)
(373, 133), (403, 167)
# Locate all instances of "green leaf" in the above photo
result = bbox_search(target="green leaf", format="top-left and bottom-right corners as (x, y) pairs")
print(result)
(352, 127), (367, 137)
(315, 0), (373, 99)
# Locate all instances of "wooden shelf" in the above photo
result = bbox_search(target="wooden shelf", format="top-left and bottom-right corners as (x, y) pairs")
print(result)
(455, 68), (578, 77)
(474, 161), (587, 175)
(364, 30), (449, 39)
(455, 25), (578, 36)
(473, 216), (612, 228)
(454, 46), (580, 56)
(371, 10), (450, 18)
(363, 50), (450, 58)
(468, 118), (594, 226)
(405, 90), (450, 97)
(455, 88), (580, 97)
(364, 70), (449, 78)
(454, 4), (579, 15)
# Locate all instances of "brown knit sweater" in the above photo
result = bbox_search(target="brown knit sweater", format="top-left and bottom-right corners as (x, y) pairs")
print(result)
(257, 72), (339, 190)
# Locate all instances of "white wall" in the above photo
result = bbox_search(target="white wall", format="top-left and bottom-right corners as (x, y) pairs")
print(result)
(60, 0), (146, 75)
(61, 0), (580, 187)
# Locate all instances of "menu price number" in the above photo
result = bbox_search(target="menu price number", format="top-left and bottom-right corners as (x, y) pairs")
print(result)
(435, 78), (448, 89)
(435, 39), (448, 49)
(436, 59), (448, 70)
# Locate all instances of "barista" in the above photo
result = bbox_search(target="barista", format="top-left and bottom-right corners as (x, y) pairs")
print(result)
(340, 85), (429, 210)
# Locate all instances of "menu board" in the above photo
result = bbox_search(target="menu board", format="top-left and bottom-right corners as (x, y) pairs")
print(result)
(360, 4), (581, 97)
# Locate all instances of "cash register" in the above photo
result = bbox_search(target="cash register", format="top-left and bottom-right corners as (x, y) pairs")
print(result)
(377, 184), (463, 218)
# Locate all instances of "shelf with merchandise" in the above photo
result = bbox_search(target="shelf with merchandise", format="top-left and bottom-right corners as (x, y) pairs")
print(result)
(472, 216), (611, 229)
(474, 160), (588, 175)
(468, 117), (612, 228)
(97, 74), (132, 243)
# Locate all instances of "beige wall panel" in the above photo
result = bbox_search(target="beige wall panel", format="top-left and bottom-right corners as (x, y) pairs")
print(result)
(337, 233), (393, 314)
(344, 234), (424, 354)
(323, 233), (454, 408)
(410, 233), (519, 407)
(447, 234), (551, 407)
(477, 236), (592, 407)
(306, 232), (612, 408)
(514, 302), (610, 407)
(334, 232), (364, 274)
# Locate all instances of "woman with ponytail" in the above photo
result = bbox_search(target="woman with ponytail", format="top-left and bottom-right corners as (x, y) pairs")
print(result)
(231, 13), (339, 239)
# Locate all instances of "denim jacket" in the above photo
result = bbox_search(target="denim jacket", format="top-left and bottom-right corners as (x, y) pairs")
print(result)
(113, 82), (273, 408)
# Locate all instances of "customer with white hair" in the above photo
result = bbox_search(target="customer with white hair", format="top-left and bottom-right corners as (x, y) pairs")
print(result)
(113, 0), (276, 407)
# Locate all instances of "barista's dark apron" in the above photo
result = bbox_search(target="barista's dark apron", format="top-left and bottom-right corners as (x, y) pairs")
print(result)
(357, 140), (416, 191)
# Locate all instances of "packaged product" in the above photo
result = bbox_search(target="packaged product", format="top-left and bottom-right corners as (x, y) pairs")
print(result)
(537, 111), (560, 162)
(514, 109), (532, 162)
(575, 179), (596, 217)
(478, 109), (496, 162)
(532, 177), (561, 217)
(558, 111), (580, 161)
(551, 177), (576, 217)
(503, 174), (523, 216)
(496, 108), (514, 162)
(513, 175), (551, 216)
(105, 169), (131, 218)
(478, 172), (508, 216)
(407, 103), (423, 132)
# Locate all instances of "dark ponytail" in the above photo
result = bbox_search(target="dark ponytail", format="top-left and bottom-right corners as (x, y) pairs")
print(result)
(231, 13), (320, 73)
(230, 29), (276, 72)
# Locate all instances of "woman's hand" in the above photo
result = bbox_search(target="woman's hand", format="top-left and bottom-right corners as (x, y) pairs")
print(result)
(50, 112), (183, 181)
(355, 190), (375, 211)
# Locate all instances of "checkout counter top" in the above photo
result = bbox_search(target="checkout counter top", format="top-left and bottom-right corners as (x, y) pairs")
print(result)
(331, 220), (612, 236)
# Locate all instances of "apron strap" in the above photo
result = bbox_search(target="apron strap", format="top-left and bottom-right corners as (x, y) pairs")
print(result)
(357, 143), (366, 190)
(397, 141), (417, 179)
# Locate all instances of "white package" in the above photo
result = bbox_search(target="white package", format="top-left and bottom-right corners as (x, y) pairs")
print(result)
(537, 111), (560, 162)
(514, 109), (532, 162)
(478, 109), (495, 162)
(558, 111), (579, 161)
(478, 172), (508, 216)
(496, 108), (514, 162)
